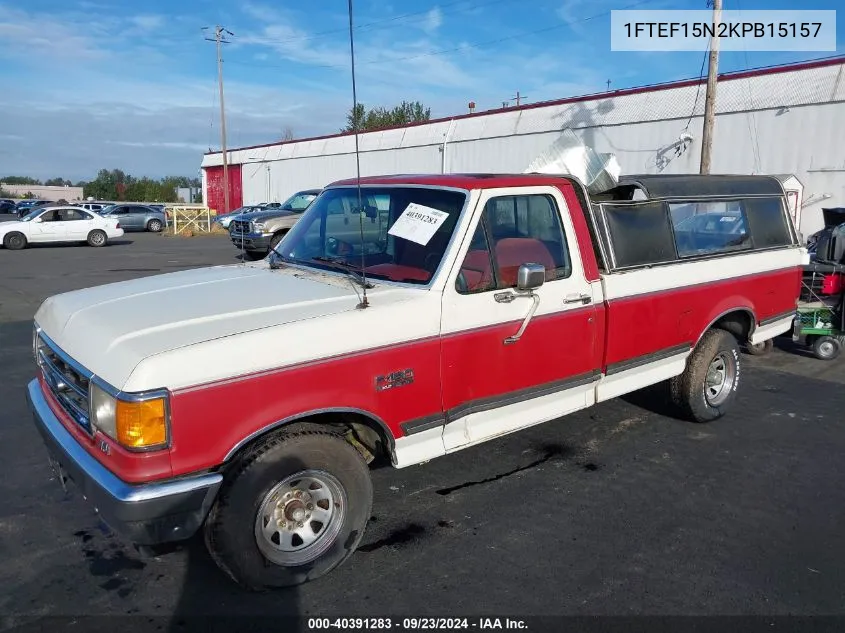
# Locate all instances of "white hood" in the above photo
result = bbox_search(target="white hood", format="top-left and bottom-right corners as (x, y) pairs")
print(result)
(35, 263), (367, 389)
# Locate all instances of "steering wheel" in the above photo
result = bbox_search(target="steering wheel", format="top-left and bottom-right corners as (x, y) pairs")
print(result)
(327, 237), (355, 257)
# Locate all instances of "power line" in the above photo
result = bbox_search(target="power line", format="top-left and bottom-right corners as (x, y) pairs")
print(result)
(683, 44), (711, 132)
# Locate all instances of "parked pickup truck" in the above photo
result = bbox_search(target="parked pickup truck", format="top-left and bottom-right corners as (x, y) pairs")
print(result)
(230, 189), (322, 260)
(27, 173), (804, 590)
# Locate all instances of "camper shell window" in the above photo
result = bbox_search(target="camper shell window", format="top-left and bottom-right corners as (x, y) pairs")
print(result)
(592, 195), (797, 271)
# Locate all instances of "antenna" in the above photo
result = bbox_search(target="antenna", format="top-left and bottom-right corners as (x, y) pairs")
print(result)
(347, 0), (369, 309)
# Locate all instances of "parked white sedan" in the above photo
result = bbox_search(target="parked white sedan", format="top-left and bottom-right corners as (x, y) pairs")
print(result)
(0, 206), (124, 250)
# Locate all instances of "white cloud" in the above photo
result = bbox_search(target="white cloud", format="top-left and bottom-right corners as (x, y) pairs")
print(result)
(130, 14), (165, 32)
(0, 5), (110, 60)
(422, 7), (443, 34)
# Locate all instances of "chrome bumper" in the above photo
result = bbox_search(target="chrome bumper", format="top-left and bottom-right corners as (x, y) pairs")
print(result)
(26, 379), (222, 545)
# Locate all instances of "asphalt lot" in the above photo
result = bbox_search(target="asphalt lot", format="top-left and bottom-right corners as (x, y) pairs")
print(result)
(1, 230), (844, 626)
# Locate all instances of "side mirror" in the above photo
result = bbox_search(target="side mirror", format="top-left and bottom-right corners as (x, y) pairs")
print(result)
(516, 263), (545, 291)
(32, 217), (43, 223)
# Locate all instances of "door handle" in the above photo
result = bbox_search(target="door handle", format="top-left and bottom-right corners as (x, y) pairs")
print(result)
(494, 291), (517, 304)
(564, 293), (592, 305)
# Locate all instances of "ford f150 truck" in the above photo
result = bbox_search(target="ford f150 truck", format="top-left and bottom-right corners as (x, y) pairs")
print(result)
(27, 173), (804, 589)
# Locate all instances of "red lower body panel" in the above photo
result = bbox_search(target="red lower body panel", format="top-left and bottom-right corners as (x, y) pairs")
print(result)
(603, 266), (801, 367)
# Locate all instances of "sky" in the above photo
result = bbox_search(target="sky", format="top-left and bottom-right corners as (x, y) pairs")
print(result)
(0, 0), (842, 182)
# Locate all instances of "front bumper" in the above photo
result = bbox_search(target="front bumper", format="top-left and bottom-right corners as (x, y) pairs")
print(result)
(230, 231), (271, 251)
(26, 379), (222, 546)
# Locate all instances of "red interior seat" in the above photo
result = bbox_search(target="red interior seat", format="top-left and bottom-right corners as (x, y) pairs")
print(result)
(495, 238), (556, 287)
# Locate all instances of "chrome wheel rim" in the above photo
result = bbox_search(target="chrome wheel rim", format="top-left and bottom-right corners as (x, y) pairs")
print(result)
(149, 221), (161, 231)
(818, 340), (835, 357)
(91, 232), (105, 245)
(704, 352), (736, 406)
(254, 470), (346, 566)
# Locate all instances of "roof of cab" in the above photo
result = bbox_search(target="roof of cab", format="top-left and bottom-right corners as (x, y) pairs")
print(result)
(326, 173), (787, 198)
(326, 173), (582, 191)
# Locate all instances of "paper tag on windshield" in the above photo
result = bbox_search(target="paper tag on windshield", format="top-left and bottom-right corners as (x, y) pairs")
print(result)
(387, 203), (448, 246)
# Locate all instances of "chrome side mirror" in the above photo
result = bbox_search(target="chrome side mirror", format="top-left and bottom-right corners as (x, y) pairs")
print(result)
(32, 217), (43, 223)
(516, 263), (545, 291)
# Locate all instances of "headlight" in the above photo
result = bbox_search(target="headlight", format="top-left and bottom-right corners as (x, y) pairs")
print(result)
(90, 382), (169, 450)
(253, 222), (265, 231)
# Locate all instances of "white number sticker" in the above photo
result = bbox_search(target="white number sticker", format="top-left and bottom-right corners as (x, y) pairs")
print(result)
(387, 203), (449, 246)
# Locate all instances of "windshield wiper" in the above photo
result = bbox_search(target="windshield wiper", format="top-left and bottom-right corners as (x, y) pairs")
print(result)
(310, 256), (374, 289)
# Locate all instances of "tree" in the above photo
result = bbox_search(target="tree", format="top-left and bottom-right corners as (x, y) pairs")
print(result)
(341, 100), (431, 133)
(281, 126), (295, 142)
(44, 177), (72, 187)
(0, 176), (41, 185)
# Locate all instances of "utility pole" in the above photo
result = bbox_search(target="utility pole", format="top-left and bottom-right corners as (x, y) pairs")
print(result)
(204, 25), (234, 213)
(512, 91), (525, 106)
(699, 0), (722, 175)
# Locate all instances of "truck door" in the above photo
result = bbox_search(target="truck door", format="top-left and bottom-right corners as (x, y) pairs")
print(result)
(440, 187), (601, 451)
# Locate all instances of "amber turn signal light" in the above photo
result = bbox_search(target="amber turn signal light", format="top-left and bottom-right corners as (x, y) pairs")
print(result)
(115, 398), (168, 449)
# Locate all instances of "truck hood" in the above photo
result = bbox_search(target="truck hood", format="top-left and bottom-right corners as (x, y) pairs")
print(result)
(239, 209), (297, 222)
(34, 263), (366, 389)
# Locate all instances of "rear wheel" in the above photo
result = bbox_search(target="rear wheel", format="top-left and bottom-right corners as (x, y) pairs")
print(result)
(670, 329), (740, 423)
(204, 425), (373, 590)
(746, 339), (774, 356)
(87, 230), (107, 247)
(3, 231), (27, 250)
(812, 336), (841, 361)
(147, 219), (163, 233)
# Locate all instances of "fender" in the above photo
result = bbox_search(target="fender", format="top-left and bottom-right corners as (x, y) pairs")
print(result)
(696, 305), (757, 345)
(221, 407), (396, 463)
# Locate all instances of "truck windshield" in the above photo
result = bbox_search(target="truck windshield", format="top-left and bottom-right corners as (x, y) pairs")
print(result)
(276, 186), (467, 285)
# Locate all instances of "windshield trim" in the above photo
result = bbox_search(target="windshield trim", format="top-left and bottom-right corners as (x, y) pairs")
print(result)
(272, 184), (471, 291)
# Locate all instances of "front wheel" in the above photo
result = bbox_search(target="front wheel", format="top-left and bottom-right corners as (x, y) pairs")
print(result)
(203, 425), (373, 590)
(269, 231), (287, 251)
(670, 329), (740, 423)
(812, 336), (841, 361)
(3, 231), (27, 250)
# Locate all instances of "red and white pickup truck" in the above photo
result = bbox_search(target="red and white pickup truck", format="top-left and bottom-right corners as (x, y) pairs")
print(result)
(28, 173), (805, 589)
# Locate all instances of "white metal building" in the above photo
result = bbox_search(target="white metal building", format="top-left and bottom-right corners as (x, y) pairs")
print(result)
(202, 56), (845, 238)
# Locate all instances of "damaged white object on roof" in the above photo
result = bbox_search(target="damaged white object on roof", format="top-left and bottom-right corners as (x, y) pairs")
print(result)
(525, 129), (622, 194)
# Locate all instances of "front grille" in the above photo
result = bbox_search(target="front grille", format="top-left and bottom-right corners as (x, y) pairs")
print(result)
(231, 220), (251, 234)
(35, 332), (92, 434)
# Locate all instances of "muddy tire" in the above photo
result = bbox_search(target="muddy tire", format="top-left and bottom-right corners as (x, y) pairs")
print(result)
(3, 231), (27, 250)
(203, 425), (373, 590)
(812, 336), (841, 361)
(746, 339), (774, 356)
(87, 230), (107, 247)
(670, 329), (740, 423)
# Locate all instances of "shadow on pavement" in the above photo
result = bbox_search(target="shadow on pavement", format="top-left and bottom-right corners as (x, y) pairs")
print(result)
(24, 240), (135, 249)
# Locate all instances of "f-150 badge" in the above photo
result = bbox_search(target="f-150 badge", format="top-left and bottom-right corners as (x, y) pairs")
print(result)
(375, 369), (414, 392)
